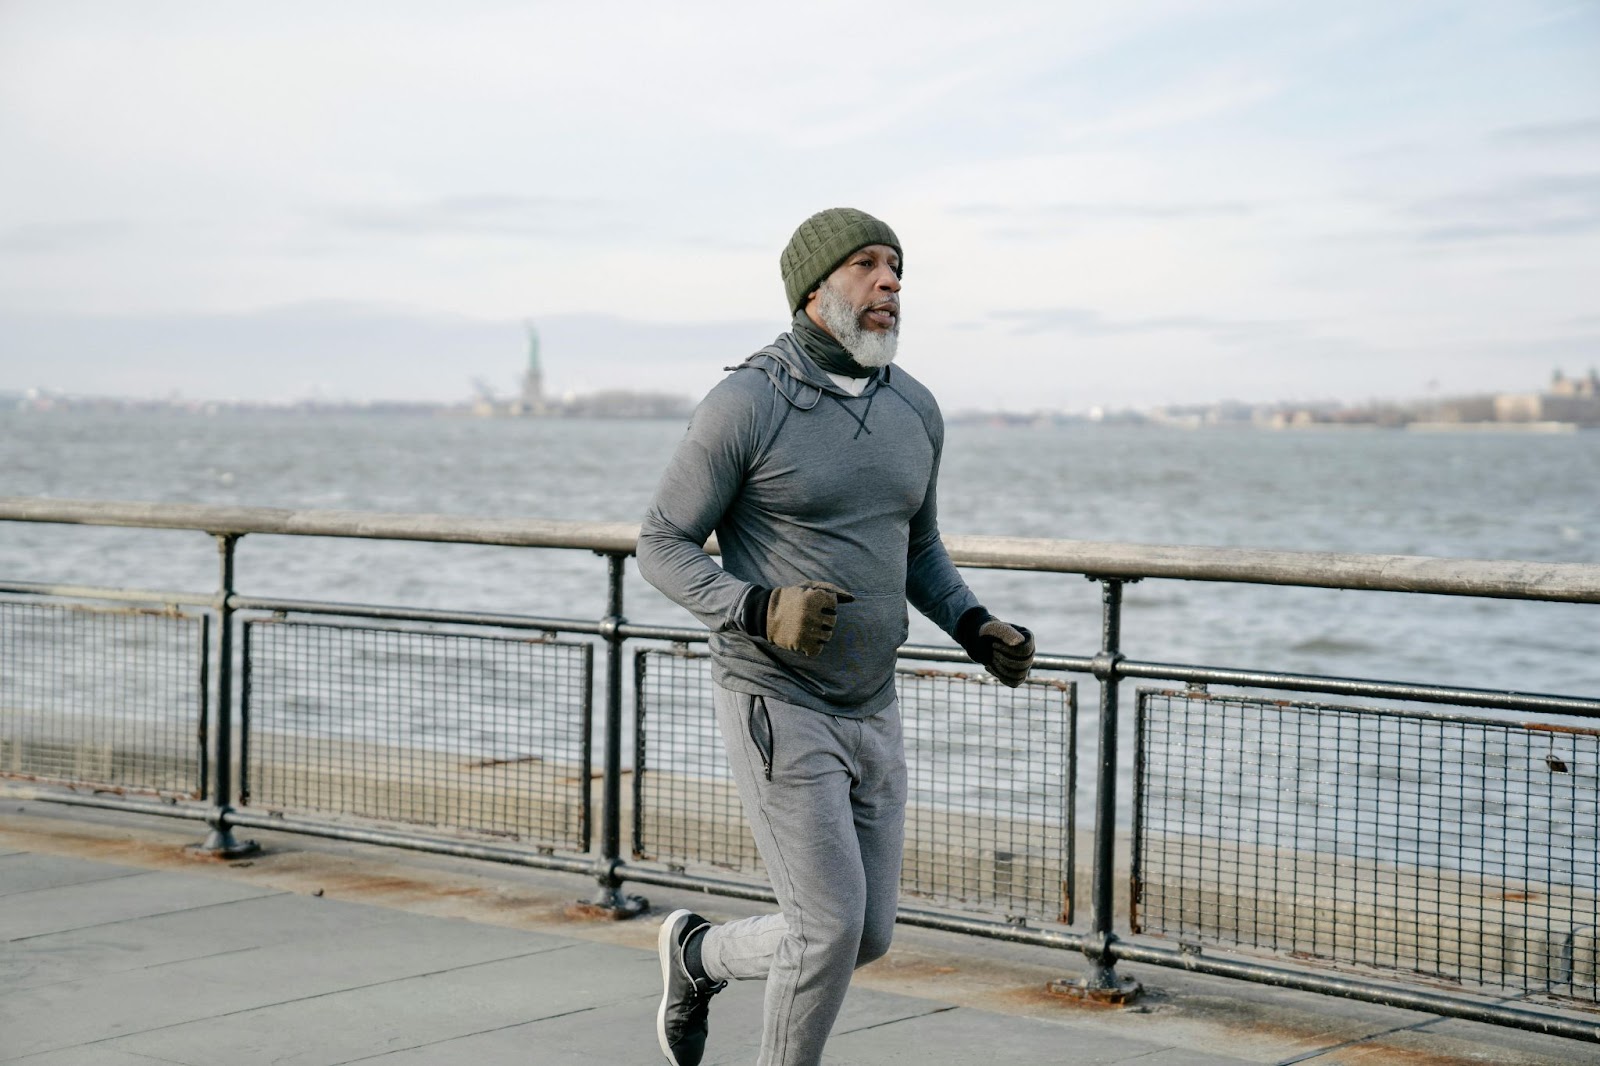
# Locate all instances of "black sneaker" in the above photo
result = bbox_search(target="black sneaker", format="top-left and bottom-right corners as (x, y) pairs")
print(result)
(657, 908), (724, 1065)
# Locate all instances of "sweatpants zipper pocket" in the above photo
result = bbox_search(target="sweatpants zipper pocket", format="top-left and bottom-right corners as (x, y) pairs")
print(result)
(749, 697), (774, 781)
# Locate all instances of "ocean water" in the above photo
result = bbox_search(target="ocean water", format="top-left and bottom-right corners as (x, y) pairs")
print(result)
(2, 410), (1595, 700)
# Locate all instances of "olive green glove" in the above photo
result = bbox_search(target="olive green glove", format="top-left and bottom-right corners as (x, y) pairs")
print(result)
(765, 581), (855, 657)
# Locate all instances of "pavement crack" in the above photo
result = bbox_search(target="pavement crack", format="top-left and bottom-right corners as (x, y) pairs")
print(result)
(7, 890), (293, 943)
(142, 943), (264, 972)
(833, 1003), (959, 1036)
(12, 943), (578, 1060)
(0, 868), (152, 899)
(7, 944), (264, 993)
(326, 1005), (599, 1064)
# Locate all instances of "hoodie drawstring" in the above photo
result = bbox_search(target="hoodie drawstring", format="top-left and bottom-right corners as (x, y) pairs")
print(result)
(829, 391), (874, 439)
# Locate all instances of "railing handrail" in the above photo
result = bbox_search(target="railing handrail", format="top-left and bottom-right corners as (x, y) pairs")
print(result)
(2, 495), (1598, 604)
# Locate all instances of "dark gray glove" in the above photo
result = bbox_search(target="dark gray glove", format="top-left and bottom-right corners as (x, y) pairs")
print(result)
(765, 581), (855, 657)
(978, 618), (1035, 687)
(956, 607), (1035, 687)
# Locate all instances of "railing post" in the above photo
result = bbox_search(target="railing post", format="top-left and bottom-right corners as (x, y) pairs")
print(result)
(584, 552), (647, 917)
(192, 533), (259, 859)
(1051, 576), (1141, 1002)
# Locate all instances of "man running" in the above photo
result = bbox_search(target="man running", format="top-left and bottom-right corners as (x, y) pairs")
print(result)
(638, 206), (1035, 1066)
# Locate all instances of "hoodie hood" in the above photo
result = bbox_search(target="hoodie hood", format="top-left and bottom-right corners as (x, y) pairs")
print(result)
(733, 331), (885, 411)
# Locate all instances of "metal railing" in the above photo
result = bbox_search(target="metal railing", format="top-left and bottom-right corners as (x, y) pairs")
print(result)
(1132, 689), (1599, 1001)
(1, 495), (1598, 1044)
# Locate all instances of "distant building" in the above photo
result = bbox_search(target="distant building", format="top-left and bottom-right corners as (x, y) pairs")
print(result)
(1430, 395), (1497, 423)
(1494, 368), (1600, 426)
(1549, 367), (1600, 398)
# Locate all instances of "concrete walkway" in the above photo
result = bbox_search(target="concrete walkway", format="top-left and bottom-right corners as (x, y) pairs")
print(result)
(1, 802), (1593, 1065)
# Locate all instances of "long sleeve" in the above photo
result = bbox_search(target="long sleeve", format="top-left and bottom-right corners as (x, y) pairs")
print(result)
(637, 377), (766, 633)
(904, 414), (981, 636)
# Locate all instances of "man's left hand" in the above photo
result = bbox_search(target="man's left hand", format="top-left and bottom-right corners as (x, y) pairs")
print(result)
(978, 619), (1034, 687)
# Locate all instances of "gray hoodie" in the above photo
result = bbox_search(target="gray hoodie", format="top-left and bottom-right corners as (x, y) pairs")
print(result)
(637, 332), (979, 717)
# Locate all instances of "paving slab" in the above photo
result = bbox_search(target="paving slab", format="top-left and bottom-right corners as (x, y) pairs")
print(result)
(699, 982), (1121, 1065)
(1131, 1051), (1275, 1066)
(110, 942), (658, 1066)
(0, 911), (568, 1060)
(332, 993), (699, 1064)
(825, 1001), (1247, 1066)
(338, 977), (1020, 1065)
(0, 868), (280, 942)
(0, 890), (413, 992)
(5, 1049), (179, 1066)
(0, 853), (148, 897)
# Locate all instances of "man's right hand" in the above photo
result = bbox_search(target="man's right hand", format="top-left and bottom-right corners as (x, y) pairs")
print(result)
(766, 581), (855, 657)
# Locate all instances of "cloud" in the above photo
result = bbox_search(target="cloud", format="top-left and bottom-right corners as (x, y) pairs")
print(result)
(1051, 72), (1281, 143)
(327, 194), (618, 241)
(988, 306), (1307, 346)
(952, 200), (1256, 223)
(0, 220), (130, 253)
(318, 194), (770, 252)
(1409, 173), (1600, 243)
(1491, 117), (1600, 144)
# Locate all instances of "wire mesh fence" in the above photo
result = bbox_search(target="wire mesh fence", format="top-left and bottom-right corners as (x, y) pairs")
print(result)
(0, 596), (207, 798)
(1133, 687), (1600, 1005)
(242, 618), (593, 852)
(900, 666), (1076, 923)
(634, 647), (1076, 924)
(632, 647), (752, 874)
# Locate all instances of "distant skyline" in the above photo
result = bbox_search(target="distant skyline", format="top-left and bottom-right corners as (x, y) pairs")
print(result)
(2, 2), (1597, 410)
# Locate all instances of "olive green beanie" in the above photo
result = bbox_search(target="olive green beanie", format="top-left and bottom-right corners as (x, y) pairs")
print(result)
(780, 207), (901, 313)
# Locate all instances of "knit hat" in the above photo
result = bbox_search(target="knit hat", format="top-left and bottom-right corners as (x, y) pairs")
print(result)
(780, 208), (901, 313)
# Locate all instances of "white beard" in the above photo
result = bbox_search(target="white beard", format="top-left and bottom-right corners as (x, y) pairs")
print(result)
(816, 280), (899, 369)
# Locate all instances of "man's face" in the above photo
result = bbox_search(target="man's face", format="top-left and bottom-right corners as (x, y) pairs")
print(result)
(806, 244), (901, 335)
(805, 244), (902, 369)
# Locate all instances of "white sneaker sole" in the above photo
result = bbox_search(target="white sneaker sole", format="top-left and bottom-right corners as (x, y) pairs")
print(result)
(657, 908), (693, 1064)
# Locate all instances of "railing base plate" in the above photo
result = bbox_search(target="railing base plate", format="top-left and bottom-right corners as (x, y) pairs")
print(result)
(187, 835), (261, 861)
(1046, 975), (1143, 1006)
(567, 894), (649, 921)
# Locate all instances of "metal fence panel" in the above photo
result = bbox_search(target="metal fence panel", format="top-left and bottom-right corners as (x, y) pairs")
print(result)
(1133, 688), (1600, 1005)
(900, 666), (1076, 924)
(634, 648), (1076, 924)
(242, 618), (592, 853)
(0, 597), (207, 798)
(632, 648), (752, 874)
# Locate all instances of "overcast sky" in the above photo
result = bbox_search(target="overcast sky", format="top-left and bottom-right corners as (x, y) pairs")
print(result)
(2, 1), (1597, 410)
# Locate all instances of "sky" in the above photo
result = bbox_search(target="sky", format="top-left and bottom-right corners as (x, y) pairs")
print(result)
(1, 0), (1597, 411)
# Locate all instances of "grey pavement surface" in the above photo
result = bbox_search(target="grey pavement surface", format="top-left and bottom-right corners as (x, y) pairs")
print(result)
(1, 801), (1595, 1065)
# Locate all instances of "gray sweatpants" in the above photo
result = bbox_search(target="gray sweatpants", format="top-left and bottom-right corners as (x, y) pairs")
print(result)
(699, 684), (908, 1066)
